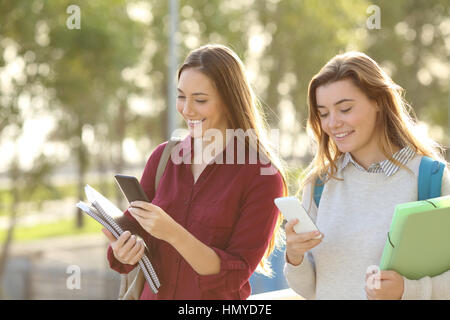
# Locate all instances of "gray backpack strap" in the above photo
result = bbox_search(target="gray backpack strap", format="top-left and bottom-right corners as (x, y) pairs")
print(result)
(154, 137), (182, 191)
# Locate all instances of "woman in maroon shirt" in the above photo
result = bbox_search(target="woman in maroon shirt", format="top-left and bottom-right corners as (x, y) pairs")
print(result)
(102, 44), (287, 299)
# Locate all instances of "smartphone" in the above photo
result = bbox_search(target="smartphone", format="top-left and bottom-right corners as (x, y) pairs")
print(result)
(274, 196), (322, 239)
(114, 174), (150, 204)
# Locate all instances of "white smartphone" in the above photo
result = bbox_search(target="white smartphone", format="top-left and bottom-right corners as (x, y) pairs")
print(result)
(274, 196), (322, 239)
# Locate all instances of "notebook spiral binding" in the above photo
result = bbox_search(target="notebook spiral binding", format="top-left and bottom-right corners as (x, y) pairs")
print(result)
(91, 201), (160, 293)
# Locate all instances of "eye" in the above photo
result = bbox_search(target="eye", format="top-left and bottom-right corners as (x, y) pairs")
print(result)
(177, 95), (186, 99)
(319, 112), (328, 118)
(196, 100), (207, 103)
(341, 107), (352, 113)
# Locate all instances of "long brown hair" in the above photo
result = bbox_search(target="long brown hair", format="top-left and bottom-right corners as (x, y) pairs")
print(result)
(301, 51), (446, 194)
(178, 44), (287, 276)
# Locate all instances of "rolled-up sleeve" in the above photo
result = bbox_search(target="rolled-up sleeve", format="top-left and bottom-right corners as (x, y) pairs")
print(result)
(106, 143), (167, 274)
(107, 243), (137, 274)
(196, 167), (284, 294)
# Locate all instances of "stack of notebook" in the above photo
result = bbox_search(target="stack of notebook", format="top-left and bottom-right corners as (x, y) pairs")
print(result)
(76, 185), (160, 293)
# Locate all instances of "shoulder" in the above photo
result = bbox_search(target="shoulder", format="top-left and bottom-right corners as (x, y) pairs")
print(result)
(141, 141), (169, 174)
(150, 141), (169, 159)
(242, 163), (285, 198)
(250, 162), (284, 184)
(407, 153), (450, 195)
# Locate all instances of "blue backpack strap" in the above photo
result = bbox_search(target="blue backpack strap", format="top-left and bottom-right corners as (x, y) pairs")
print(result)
(313, 176), (325, 208)
(418, 156), (445, 201)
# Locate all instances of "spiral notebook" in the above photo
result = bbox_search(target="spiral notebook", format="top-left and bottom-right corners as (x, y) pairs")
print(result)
(76, 185), (160, 293)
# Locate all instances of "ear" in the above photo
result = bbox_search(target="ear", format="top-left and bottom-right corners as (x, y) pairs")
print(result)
(374, 101), (380, 112)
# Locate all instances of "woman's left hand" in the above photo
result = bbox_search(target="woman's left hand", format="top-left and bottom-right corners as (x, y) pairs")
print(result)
(128, 201), (181, 244)
(365, 270), (404, 300)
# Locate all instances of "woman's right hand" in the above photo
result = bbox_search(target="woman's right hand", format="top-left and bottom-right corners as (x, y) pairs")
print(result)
(285, 219), (323, 266)
(102, 229), (146, 265)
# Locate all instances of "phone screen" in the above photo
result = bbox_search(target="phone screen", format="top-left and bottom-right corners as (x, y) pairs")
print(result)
(114, 174), (150, 204)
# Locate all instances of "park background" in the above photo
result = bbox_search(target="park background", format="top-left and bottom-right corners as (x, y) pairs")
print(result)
(0, 0), (448, 299)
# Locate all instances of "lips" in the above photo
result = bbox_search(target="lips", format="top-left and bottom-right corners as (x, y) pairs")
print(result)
(187, 119), (205, 127)
(333, 130), (354, 140)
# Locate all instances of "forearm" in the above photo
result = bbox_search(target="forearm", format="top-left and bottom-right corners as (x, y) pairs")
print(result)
(168, 223), (221, 276)
(284, 252), (316, 299)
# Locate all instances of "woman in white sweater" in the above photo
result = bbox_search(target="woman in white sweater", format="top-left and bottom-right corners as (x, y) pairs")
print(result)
(284, 51), (450, 300)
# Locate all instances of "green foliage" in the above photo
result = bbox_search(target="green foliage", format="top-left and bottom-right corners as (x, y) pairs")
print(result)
(0, 217), (102, 244)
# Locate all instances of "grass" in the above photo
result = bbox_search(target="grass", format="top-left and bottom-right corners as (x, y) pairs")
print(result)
(0, 181), (118, 217)
(0, 217), (104, 244)
(0, 180), (120, 244)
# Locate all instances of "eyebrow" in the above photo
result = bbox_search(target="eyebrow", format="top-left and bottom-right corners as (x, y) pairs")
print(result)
(317, 98), (355, 108)
(177, 88), (209, 96)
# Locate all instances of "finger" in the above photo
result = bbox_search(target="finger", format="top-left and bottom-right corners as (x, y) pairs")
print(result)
(301, 239), (323, 252)
(129, 211), (151, 227)
(365, 268), (380, 282)
(118, 235), (137, 260)
(124, 239), (142, 263)
(380, 270), (397, 280)
(365, 287), (376, 300)
(101, 228), (116, 243)
(297, 230), (322, 242)
(285, 219), (299, 234)
(129, 207), (152, 219)
(288, 241), (321, 256)
(115, 231), (131, 247)
(287, 235), (322, 251)
(129, 242), (146, 265)
(131, 201), (156, 210)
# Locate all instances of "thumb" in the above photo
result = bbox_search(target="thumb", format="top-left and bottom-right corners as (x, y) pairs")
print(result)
(101, 228), (117, 243)
(380, 270), (398, 280)
(285, 218), (299, 234)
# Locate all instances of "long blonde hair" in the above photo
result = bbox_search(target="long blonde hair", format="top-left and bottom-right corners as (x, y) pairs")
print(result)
(301, 51), (446, 193)
(178, 44), (287, 276)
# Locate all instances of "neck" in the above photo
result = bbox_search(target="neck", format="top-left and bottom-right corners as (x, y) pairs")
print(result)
(350, 144), (401, 170)
(192, 129), (231, 164)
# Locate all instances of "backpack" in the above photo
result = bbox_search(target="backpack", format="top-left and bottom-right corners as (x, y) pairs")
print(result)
(313, 156), (446, 208)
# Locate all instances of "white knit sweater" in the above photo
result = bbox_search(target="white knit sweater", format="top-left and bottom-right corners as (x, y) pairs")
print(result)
(284, 154), (450, 300)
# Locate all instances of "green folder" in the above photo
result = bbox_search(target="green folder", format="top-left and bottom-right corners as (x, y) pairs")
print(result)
(380, 195), (450, 280)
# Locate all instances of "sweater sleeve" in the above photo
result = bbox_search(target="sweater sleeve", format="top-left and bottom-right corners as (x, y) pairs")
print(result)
(283, 182), (318, 300)
(402, 270), (450, 300)
(401, 167), (450, 300)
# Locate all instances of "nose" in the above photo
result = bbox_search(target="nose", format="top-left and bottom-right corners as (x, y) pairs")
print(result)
(181, 98), (196, 117)
(328, 111), (342, 129)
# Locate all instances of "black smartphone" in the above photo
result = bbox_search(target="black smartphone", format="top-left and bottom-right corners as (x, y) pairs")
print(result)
(114, 174), (150, 204)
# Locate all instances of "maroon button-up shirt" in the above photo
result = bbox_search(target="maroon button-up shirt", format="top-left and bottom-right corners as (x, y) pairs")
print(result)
(107, 136), (284, 299)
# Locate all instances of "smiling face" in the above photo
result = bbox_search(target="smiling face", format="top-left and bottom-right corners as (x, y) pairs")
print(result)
(316, 79), (381, 163)
(176, 68), (229, 138)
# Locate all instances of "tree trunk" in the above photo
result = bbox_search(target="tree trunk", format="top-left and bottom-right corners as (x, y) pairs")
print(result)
(114, 100), (127, 209)
(0, 162), (20, 297)
(76, 124), (88, 228)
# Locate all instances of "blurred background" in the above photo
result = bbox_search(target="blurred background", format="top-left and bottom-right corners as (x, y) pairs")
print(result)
(0, 0), (448, 299)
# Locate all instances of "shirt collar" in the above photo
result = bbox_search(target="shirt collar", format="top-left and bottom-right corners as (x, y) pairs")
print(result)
(341, 146), (415, 176)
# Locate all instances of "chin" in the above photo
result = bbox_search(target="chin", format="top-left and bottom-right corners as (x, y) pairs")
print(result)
(335, 143), (354, 154)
